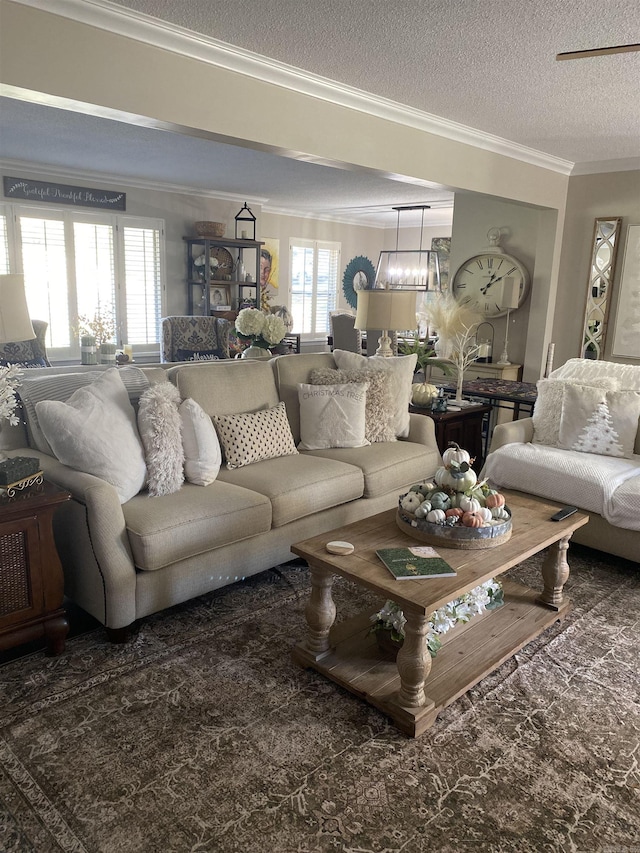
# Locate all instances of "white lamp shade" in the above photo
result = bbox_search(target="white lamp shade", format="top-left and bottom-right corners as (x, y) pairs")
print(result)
(500, 277), (520, 311)
(0, 274), (35, 344)
(355, 289), (417, 331)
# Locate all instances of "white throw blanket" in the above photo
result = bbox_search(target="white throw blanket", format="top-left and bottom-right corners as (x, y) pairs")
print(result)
(483, 443), (640, 531)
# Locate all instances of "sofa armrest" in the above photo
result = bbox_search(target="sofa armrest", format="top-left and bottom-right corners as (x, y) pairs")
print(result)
(488, 417), (534, 453)
(7, 449), (138, 628)
(403, 412), (442, 456)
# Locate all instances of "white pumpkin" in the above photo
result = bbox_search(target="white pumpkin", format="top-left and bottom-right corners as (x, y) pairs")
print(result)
(434, 466), (450, 487)
(411, 382), (439, 407)
(401, 492), (423, 513)
(442, 443), (471, 466)
(476, 507), (493, 523)
(491, 506), (510, 520)
(459, 495), (481, 513)
(426, 509), (446, 524)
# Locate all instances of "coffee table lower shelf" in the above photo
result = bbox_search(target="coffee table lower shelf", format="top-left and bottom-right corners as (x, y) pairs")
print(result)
(293, 578), (570, 737)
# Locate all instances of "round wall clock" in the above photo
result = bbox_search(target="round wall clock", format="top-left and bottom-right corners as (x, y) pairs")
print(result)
(342, 256), (376, 308)
(451, 231), (530, 318)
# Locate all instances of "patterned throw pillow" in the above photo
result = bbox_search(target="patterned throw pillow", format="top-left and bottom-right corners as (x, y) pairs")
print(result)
(309, 366), (396, 443)
(297, 382), (369, 450)
(558, 385), (640, 459)
(213, 401), (298, 469)
(532, 377), (621, 447)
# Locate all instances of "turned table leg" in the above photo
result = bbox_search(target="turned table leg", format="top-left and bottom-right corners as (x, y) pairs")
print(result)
(395, 606), (435, 710)
(538, 535), (572, 611)
(303, 566), (336, 659)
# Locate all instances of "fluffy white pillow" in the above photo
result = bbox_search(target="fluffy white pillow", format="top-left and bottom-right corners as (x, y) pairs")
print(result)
(558, 385), (640, 459)
(297, 382), (369, 450)
(532, 377), (621, 447)
(138, 383), (184, 496)
(180, 398), (222, 485)
(35, 369), (147, 503)
(332, 349), (417, 437)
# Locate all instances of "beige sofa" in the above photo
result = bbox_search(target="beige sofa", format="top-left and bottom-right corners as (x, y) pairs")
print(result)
(483, 359), (640, 563)
(1, 353), (442, 639)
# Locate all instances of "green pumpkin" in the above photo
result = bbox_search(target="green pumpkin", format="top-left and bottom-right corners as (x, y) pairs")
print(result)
(429, 491), (451, 511)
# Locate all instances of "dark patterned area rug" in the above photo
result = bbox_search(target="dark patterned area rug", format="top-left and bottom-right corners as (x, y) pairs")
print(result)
(1, 546), (638, 853)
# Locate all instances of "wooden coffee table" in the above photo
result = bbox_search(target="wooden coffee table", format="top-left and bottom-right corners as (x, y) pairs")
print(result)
(291, 491), (589, 737)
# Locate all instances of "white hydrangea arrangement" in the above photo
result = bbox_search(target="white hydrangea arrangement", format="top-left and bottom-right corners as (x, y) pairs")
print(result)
(235, 307), (286, 350)
(370, 578), (504, 658)
(0, 364), (22, 426)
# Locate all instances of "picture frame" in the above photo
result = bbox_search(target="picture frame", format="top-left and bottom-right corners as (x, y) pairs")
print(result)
(210, 284), (231, 310)
(610, 224), (640, 360)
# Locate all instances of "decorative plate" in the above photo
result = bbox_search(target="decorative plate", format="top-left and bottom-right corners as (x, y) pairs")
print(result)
(342, 256), (376, 308)
(210, 247), (234, 279)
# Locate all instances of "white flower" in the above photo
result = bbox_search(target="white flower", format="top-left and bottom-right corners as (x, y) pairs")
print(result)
(262, 313), (286, 345)
(0, 365), (22, 426)
(235, 307), (265, 337)
(432, 608), (455, 634)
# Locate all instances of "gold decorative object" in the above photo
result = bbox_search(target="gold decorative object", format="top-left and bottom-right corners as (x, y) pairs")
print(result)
(194, 221), (226, 238)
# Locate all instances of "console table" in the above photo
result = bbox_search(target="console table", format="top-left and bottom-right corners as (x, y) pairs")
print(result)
(436, 378), (538, 432)
(0, 480), (71, 656)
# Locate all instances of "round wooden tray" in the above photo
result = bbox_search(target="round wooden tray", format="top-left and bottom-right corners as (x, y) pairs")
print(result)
(396, 506), (512, 550)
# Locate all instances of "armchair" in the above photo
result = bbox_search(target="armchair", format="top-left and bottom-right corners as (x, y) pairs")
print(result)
(160, 316), (231, 362)
(0, 319), (50, 367)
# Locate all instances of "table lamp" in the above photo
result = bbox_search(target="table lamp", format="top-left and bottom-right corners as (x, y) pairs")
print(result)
(0, 274), (35, 344)
(355, 289), (417, 357)
(496, 277), (519, 366)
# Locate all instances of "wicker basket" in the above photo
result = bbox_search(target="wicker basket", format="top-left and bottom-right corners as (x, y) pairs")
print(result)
(194, 221), (226, 238)
(396, 500), (512, 550)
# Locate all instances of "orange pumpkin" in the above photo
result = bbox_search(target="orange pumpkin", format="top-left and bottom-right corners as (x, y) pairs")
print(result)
(462, 511), (483, 528)
(445, 507), (464, 519)
(485, 493), (506, 509)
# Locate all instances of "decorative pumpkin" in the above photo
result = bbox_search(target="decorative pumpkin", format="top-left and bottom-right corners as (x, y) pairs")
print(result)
(426, 509), (447, 524)
(429, 491), (451, 511)
(401, 492), (422, 513)
(409, 484), (422, 493)
(419, 481), (437, 495)
(462, 511), (483, 528)
(446, 466), (478, 492)
(434, 467), (450, 487)
(491, 506), (510, 520)
(411, 382), (439, 407)
(445, 507), (464, 519)
(476, 507), (493, 523)
(414, 504), (429, 519)
(485, 492), (506, 509)
(459, 495), (481, 513)
(442, 442), (471, 467)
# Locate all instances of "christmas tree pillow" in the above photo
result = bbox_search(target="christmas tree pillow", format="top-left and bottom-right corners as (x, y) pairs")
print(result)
(558, 385), (640, 458)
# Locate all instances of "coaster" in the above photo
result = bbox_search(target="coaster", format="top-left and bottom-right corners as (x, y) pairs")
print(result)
(326, 540), (354, 555)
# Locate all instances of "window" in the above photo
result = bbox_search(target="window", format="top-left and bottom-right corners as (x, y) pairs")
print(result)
(0, 203), (164, 359)
(290, 239), (340, 337)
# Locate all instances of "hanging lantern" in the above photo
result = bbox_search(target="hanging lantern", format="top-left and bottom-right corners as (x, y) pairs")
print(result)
(234, 203), (256, 241)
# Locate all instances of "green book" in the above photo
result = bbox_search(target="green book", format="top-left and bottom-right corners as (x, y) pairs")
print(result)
(376, 546), (456, 580)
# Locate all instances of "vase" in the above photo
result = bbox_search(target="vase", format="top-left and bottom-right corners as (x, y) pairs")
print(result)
(241, 345), (271, 359)
(434, 336), (453, 359)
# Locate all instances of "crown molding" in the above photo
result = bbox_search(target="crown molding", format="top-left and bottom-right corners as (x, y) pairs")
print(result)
(261, 204), (454, 229)
(12, 0), (575, 176)
(571, 157), (640, 176)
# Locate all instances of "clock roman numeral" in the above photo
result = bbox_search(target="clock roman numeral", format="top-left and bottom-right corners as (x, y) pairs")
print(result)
(507, 266), (517, 276)
(456, 283), (466, 288)
(487, 257), (494, 269)
(476, 259), (484, 269)
(463, 268), (474, 275)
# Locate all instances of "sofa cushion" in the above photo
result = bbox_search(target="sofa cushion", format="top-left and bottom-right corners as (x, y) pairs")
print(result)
(303, 440), (439, 499)
(271, 352), (338, 443)
(483, 443), (640, 521)
(124, 481), (272, 570)
(309, 366), (396, 443)
(213, 402), (298, 468)
(217, 454), (364, 527)
(298, 382), (369, 450)
(35, 369), (147, 503)
(332, 349), (417, 438)
(173, 360), (280, 418)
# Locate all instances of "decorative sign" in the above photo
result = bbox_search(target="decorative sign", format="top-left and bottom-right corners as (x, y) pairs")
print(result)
(3, 177), (126, 210)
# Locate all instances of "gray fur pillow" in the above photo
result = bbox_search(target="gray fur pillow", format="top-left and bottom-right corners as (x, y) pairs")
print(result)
(138, 382), (185, 496)
(309, 367), (397, 443)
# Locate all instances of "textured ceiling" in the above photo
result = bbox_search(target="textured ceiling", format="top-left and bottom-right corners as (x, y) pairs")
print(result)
(1, 0), (638, 226)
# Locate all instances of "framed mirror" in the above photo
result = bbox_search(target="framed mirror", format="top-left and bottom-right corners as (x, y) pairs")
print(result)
(581, 217), (622, 359)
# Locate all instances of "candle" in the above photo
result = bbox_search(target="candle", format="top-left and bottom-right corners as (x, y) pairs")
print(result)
(241, 230), (248, 239)
(123, 344), (133, 361)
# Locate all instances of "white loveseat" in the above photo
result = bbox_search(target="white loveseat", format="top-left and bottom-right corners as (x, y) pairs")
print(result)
(483, 359), (640, 563)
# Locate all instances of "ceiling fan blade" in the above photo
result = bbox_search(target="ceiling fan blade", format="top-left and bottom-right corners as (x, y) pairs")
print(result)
(556, 43), (640, 61)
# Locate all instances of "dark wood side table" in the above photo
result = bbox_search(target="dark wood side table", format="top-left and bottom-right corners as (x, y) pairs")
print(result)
(410, 403), (492, 472)
(0, 480), (71, 656)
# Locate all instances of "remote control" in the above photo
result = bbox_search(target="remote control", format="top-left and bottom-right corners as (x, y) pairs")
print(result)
(550, 506), (578, 521)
